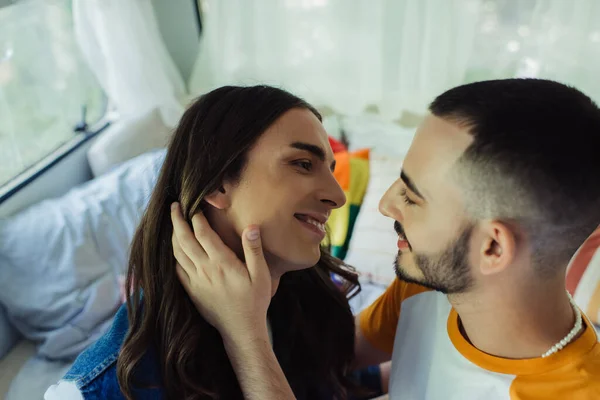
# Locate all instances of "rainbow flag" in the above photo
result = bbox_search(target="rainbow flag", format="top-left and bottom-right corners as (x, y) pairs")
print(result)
(324, 148), (370, 259)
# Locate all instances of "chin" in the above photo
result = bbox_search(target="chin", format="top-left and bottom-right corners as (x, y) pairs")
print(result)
(394, 253), (423, 281)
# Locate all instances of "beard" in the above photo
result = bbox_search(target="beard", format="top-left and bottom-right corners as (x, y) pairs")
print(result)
(393, 224), (474, 295)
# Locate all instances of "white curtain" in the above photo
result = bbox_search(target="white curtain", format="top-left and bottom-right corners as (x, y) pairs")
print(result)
(73, 0), (186, 126)
(190, 0), (482, 120)
(190, 0), (600, 119)
(467, 0), (600, 104)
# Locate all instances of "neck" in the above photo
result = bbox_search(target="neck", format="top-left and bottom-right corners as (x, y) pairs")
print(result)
(265, 253), (284, 297)
(449, 274), (578, 359)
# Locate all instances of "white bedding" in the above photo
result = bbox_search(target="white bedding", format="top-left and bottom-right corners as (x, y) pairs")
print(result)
(0, 340), (34, 397)
(0, 340), (71, 400)
(0, 151), (166, 400)
(0, 339), (73, 400)
(2, 342), (72, 400)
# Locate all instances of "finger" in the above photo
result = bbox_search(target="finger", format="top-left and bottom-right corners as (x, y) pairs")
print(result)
(241, 225), (267, 282)
(171, 202), (208, 263)
(175, 263), (192, 288)
(191, 212), (238, 262)
(175, 263), (192, 287)
(172, 231), (197, 276)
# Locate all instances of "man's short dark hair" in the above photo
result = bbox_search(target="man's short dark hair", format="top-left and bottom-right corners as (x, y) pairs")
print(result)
(430, 78), (600, 275)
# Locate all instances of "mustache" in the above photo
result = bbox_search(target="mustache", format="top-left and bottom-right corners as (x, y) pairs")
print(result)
(394, 221), (412, 251)
(394, 221), (405, 238)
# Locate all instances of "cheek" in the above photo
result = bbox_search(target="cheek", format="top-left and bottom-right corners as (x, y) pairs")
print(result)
(465, 229), (485, 271)
(226, 173), (319, 264)
(406, 207), (462, 254)
(255, 214), (321, 268)
(229, 184), (292, 236)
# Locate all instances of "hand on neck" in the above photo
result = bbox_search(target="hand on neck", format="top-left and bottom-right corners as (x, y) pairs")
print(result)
(206, 209), (283, 298)
(449, 275), (578, 360)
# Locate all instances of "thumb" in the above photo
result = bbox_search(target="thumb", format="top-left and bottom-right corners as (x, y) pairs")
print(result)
(242, 225), (267, 280)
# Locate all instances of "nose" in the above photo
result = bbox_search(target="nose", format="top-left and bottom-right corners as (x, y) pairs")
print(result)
(320, 171), (347, 209)
(379, 180), (403, 221)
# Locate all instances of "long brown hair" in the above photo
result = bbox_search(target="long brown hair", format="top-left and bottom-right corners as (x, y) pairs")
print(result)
(117, 86), (360, 399)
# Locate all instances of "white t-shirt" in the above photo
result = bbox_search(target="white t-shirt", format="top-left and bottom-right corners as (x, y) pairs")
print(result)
(359, 279), (600, 399)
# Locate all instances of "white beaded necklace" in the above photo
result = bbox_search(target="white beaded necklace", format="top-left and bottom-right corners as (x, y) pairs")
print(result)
(540, 291), (583, 358)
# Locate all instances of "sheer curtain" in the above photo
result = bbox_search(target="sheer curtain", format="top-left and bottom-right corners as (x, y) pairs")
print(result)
(190, 0), (600, 119)
(73, 0), (186, 126)
(468, 0), (600, 103)
(190, 0), (481, 120)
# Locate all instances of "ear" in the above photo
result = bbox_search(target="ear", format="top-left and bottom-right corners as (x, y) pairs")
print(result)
(478, 220), (517, 276)
(203, 185), (231, 210)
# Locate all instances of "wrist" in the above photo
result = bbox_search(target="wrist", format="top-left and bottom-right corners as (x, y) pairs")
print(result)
(221, 322), (270, 350)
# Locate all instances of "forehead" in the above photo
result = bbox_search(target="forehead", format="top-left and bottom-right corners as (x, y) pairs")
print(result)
(403, 115), (473, 193)
(251, 108), (330, 154)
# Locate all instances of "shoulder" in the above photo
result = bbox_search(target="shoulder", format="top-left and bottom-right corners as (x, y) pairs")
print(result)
(63, 303), (130, 387)
(511, 329), (600, 399)
(570, 341), (600, 382)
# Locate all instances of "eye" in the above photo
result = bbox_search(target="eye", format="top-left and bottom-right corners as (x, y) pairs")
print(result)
(293, 160), (313, 171)
(400, 188), (416, 206)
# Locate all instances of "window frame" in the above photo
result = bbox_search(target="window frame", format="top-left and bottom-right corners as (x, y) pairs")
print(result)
(0, 115), (111, 205)
(0, 0), (111, 204)
(0, 0), (204, 205)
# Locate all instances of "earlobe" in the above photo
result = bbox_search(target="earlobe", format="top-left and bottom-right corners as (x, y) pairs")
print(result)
(479, 222), (516, 276)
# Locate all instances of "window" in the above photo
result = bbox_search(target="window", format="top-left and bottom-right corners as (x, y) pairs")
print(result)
(0, 0), (105, 188)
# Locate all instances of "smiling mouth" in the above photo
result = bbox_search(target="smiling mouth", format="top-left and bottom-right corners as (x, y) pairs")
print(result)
(294, 214), (326, 232)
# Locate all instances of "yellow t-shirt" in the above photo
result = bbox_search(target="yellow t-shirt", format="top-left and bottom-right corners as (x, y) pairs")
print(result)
(359, 279), (600, 399)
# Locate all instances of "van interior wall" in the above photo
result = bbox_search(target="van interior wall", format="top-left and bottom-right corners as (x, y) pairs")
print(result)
(0, 139), (94, 218)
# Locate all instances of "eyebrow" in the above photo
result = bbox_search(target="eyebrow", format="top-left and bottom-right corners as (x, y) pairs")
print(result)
(290, 142), (336, 171)
(400, 170), (426, 200)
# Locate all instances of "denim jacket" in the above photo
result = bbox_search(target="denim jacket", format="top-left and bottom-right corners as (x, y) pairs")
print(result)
(44, 304), (342, 400)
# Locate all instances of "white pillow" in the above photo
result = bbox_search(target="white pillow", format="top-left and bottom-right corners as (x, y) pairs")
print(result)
(88, 107), (172, 177)
(345, 153), (405, 285)
(0, 305), (20, 360)
(0, 150), (165, 360)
